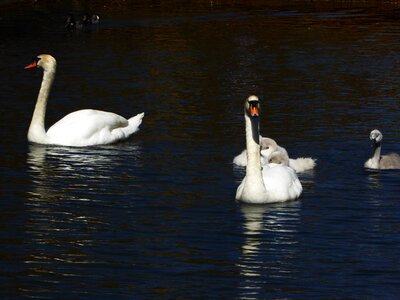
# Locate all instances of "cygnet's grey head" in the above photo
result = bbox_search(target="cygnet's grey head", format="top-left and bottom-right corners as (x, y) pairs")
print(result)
(259, 137), (290, 165)
(260, 137), (278, 150)
(260, 137), (279, 159)
(269, 151), (289, 166)
(370, 129), (383, 143)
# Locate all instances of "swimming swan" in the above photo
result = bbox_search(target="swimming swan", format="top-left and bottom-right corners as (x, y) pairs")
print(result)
(235, 95), (302, 204)
(25, 54), (144, 146)
(233, 137), (316, 173)
(364, 129), (400, 170)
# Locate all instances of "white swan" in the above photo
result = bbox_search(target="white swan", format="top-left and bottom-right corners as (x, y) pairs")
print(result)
(261, 137), (316, 172)
(364, 129), (400, 170)
(235, 95), (302, 204)
(25, 54), (144, 146)
(233, 137), (316, 173)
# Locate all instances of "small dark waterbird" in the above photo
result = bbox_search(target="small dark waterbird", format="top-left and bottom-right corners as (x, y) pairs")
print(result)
(65, 13), (99, 31)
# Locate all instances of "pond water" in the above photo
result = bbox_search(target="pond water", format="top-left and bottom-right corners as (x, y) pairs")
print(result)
(0, 1), (399, 299)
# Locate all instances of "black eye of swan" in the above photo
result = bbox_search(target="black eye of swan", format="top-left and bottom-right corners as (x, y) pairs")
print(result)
(248, 100), (258, 107)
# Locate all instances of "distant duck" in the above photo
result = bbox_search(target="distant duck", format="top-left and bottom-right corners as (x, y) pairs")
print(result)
(364, 129), (400, 170)
(233, 136), (316, 173)
(82, 13), (100, 25)
(65, 14), (83, 31)
(65, 13), (99, 31)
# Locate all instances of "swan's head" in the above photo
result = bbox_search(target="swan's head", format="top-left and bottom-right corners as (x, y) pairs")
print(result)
(260, 137), (284, 162)
(269, 151), (290, 166)
(260, 137), (277, 157)
(245, 95), (260, 118)
(24, 54), (57, 72)
(260, 137), (278, 151)
(260, 137), (290, 165)
(370, 129), (383, 143)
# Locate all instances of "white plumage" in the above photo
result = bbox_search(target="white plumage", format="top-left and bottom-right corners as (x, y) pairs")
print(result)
(235, 95), (302, 204)
(233, 136), (316, 173)
(25, 54), (144, 147)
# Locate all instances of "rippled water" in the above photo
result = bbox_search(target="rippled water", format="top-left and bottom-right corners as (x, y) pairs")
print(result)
(1, 1), (400, 298)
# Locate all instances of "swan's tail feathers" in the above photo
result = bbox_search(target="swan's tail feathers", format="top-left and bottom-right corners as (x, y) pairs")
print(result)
(289, 157), (316, 173)
(127, 112), (145, 133)
(289, 177), (303, 200)
(233, 150), (247, 167)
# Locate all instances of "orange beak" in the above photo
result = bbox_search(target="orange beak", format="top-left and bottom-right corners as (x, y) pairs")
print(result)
(249, 104), (259, 117)
(24, 61), (37, 69)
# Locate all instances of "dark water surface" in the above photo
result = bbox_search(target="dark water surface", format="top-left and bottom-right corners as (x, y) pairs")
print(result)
(1, 1), (400, 299)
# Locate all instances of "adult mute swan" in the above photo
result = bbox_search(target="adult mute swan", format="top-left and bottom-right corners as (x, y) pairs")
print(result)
(235, 95), (302, 204)
(233, 137), (316, 173)
(25, 54), (144, 146)
(364, 129), (400, 169)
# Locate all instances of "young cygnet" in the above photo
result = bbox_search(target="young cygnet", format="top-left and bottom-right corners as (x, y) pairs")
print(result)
(364, 129), (400, 170)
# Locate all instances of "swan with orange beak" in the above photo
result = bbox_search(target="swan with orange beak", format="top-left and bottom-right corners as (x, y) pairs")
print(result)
(235, 95), (302, 204)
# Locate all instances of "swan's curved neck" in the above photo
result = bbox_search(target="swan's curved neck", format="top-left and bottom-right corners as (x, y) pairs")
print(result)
(245, 113), (262, 179)
(28, 66), (55, 143)
(371, 141), (381, 163)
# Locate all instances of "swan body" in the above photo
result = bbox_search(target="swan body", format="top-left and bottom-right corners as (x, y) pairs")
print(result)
(233, 137), (283, 167)
(235, 95), (302, 204)
(25, 54), (144, 146)
(233, 136), (316, 173)
(233, 149), (269, 167)
(236, 165), (303, 203)
(364, 129), (400, 170)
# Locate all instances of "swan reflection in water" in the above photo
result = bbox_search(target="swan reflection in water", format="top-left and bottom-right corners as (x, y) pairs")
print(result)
(27, 142), (143, 201)
(237, 202), (301, 299)
(26, 141), (143, 218)
(366, 170), (382, 191)
(24, 143), (143, 284)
